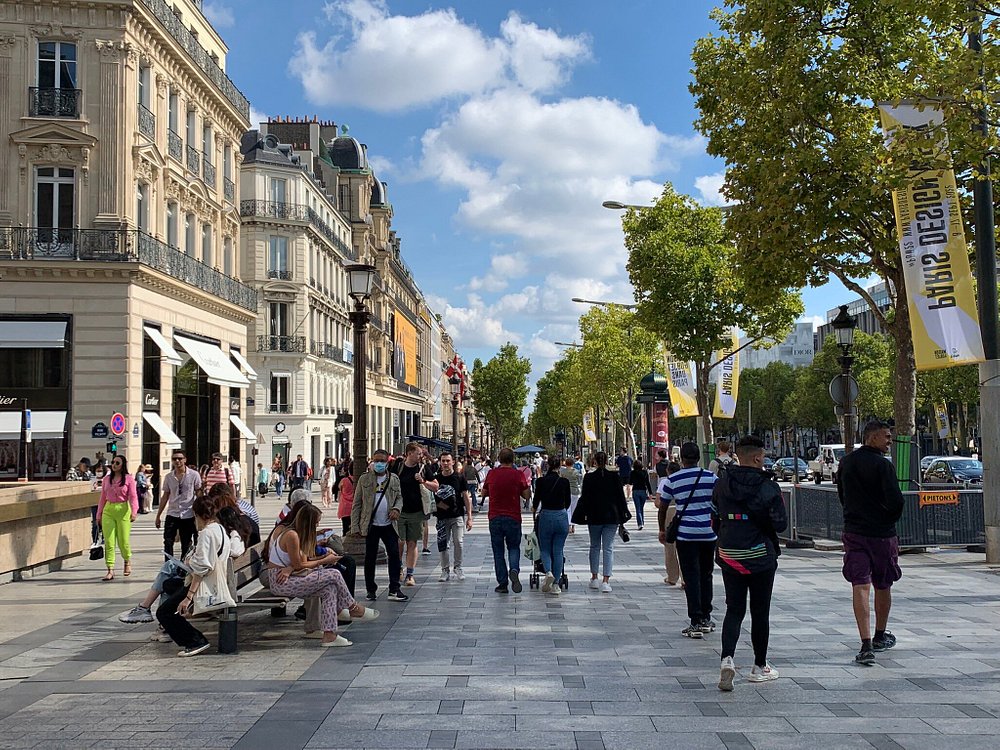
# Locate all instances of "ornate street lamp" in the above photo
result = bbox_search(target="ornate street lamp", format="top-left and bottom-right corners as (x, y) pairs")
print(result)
(831, 304), (858, 453)
(346, 263), (376, 484)
(448, 373), (462, 454)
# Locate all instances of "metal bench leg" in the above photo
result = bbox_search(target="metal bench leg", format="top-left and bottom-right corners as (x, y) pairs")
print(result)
(270, 604), (286, 617)
(218, 608), (238, 654)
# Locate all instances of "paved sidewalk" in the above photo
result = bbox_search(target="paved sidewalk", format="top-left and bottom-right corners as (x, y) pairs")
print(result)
(2, 500), (1000, 750)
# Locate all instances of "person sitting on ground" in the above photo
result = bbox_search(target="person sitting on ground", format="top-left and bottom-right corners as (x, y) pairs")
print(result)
(155, 493), (238, 657)
(263, 503), (377, 646)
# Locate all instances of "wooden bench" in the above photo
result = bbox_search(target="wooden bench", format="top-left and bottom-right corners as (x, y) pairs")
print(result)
(217, 541), (289, 653)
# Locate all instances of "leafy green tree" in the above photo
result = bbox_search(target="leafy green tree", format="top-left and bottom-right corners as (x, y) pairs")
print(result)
(623, 183), (802, 444)
(471, 344), (531, 449)
(690, 1), (995, 437)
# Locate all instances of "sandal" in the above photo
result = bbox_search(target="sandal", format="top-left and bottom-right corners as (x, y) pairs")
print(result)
(349, 606), (379, 622)
(123, 562), (132, 577)
(102, 571), (114, 581)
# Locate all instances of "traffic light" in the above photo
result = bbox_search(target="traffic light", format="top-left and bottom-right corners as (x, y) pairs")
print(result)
(106, 441), (118, 454)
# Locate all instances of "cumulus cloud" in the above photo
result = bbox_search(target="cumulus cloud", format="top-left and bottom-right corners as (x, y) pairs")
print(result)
(203, 2), (235, 28)
(694, 171), (727, 206)
(248, 106), (269, 129)
(799, 315), (826, 330)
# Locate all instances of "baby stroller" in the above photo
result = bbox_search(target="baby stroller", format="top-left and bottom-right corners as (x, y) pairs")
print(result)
(526, 511), (569, 590)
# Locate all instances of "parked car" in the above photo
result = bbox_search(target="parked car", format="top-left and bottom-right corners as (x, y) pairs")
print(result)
(919, 455), (942, 473)
(762, 456), (774, 473)
(773, 457), (812, 482)
(808, 444), (846, 484)
(923, 457), (983, 485)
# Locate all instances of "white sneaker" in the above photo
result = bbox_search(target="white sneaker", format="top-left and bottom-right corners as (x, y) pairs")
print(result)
(541, 572), (555, 593)
(719, 656), (736, 692)
(748, 663), (779, 683)
(550, 583), (561, 596)
(438, 570), (450, 582)
(453, 568), (465, 581)
(600, 581), (612, 593)
(588, 578), (600, 590)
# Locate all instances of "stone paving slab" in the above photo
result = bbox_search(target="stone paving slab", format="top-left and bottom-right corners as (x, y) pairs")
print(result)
(2, 490), (1000, 749)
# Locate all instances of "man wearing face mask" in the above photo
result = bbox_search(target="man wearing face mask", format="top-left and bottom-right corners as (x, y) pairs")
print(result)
(350, 449), (408, 602)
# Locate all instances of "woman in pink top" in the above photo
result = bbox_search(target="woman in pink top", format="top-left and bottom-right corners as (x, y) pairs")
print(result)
(337, 460), (355, 536)
(96, 455), (138, 580)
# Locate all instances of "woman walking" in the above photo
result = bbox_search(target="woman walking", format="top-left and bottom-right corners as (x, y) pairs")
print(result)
(337, 461), (354, 536)
(559, 457), (582, 534)
(577, 452), (629, 593)
(272, 455), (285, 498)
(655, 461), (685, 586)
(629, 460), (652, 530)
(533, 456), (571, 595)
(321, 457), (335, 508)
(97, 455), (138, 581)
(134, 464), (149, 514)
(263, 503), (377, 646)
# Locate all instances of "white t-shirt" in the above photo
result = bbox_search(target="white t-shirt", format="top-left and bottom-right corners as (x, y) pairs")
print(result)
(372, 475), (391, 527)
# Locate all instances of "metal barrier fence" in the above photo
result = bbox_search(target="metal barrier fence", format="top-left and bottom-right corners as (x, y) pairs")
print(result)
(789, 484), (985, 548)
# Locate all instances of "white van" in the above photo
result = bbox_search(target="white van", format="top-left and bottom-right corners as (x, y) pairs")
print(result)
(809, 444), (846, 484)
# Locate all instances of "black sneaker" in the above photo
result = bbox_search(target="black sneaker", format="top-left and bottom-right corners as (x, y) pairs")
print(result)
(681, 625), (704, 639)
(494, 584), (509, 593)
(510, 570), (522, 593)
(178, 642), (211, 658)
(387, 591), (408, 602)
(872, 632), (897, 652)
(855, 647), (876, 665)
(365, 591), (378, 602)
(699, 619), (717, 634)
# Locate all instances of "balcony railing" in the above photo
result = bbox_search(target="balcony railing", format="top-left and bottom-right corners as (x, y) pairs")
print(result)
(138, 0), (251, 119)
(138, 103), (155, 138)
(186, 145), (200, 174)
(256, 335), (306, 353)
(168, 129), (183, 161)
(203, 158), (216, 189)
(239, 200), (356, 260)
(266, 269), (292, 280)
(267, 404), (292, 414)
(0, 227), (258, 311)
(29, 87), (81, 118)
(223, 177), (235, 203)
(310, 340), (347, 362)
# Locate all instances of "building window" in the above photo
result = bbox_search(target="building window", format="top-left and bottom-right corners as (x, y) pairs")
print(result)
(223, 236), (233, 276)
(201, 223), (212, 267)
(166, 202), (178, 248)
(270, 374), (289, 412)
(184, 213), (196, 255)
(269, 302), (288, 337)
(223, 143), (232, 180)
(168, 88), (179, 132)
(269, 177), (286, 205)
(202, 124), (213, 164)
(35, 167), (75, 246)
(186, 108), (196, 146)
(143, 328), (162, 391)
(268, 236), (288, 275)
(138, 64), (150, 108)
(339, 184), (352, 217)
(136, 182), (149, 233)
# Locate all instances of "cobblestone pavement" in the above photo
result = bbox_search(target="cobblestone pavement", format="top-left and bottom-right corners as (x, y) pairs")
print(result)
(2, 496), (1000, 749)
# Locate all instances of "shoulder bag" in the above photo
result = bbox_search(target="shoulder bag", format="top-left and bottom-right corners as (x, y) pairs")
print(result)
(192, 527), (237, 614)
(664, 471), (703, 544)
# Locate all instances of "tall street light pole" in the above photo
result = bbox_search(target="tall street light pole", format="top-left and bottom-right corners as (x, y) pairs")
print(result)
(449, 374), (462, 455)
(346, 263), (376, 486)
(831, 305), (858, 454)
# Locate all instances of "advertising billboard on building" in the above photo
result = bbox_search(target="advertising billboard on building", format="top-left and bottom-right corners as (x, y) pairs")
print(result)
(393, 313), (418, 388)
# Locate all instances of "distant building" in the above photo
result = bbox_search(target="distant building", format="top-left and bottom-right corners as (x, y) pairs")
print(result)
(815, 282), (892, 347)
(739, 321), (817, 370)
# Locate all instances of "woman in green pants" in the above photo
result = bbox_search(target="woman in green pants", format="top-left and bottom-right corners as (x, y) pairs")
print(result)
(96, 455), (138, 581)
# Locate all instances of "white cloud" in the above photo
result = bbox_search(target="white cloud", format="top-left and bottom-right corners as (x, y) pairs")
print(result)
(694, 171), (727, 206)
(798, 315), (826, 331)
(203, 2), (235, 28)
(248, 106), (269, 129)
(500, 14), (590, 93)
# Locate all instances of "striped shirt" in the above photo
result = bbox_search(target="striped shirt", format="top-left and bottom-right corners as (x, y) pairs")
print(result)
(657, 467), (717, 542)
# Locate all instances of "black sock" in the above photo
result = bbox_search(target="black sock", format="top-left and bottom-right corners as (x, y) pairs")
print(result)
(862, 638), (872, 651)
(874, 629), (885, 640)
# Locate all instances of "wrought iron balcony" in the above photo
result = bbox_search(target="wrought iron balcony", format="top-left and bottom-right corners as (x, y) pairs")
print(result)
(186, 145), (200, 174)
(29, 87), (81, 118)
(138, 103), (155, 138)
(223, 177), (235, 203)
(267, 403), (292, 414)
(239, 200), (356, 260)
(266, 269), (292, 281)
(256, 334), (306, 353)
(203, 158), (216, 189)
(310, 341), (348, 362)
(137, 0), (250, 119)
(0, 227), (257, 311)
(168, 129), (183, 161)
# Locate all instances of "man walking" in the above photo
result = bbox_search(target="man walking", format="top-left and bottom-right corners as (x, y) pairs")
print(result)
(395, 442), (439, 586)
(288, 454), (310, 491)
(481, 447), (531, 593)
(709, 441), (736, 476)
(434, 451), (473, 581)
(714, 436), (787, 691)
(350, 449), (408, 602)
(157, 449), (202, 559)
(838, 420), (904, 665)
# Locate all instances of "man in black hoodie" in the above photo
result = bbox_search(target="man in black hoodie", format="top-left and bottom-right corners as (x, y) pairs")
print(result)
(837, 420), (905, 665)
(713, 435), (787, 691)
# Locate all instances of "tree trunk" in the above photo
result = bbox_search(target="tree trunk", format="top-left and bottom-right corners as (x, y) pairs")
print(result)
(888, 269), (917, 436)
(695, 360), (714, 445)
(957, 402), (967, 455)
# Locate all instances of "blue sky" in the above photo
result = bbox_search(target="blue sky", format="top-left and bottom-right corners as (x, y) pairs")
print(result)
(210, 0), (856, 383)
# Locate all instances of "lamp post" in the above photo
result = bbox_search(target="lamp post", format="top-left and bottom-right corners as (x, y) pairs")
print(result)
(449, 373), (462, 454)
(346, 263), (376, 485)
(831, 304), (858, 454)
(463, 406), (472, 458)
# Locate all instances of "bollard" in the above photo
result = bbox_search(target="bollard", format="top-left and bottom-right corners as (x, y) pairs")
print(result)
(218, 609), (238, 654)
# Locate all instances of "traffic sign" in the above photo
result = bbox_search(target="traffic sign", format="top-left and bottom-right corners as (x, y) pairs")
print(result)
(829, 375), (859, 407)
(110, 412), (127, 436)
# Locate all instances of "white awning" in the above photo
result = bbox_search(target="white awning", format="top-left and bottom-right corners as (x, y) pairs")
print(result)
(31, 411), (67, 439)
(0, 412), (21, 440)
(229, 414), (257, 444)
(0, 320), (66, 348)
(142, 412), (182, 448)
(230, 349), (258, 381)
(174, 336), (251, 389)
(143, 326), (183, 366)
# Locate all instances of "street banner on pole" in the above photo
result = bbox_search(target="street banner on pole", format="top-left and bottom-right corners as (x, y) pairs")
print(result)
(651, 402), (670, 449)
(879, 103), (985, 370)
(933, 402), (951, 439)
(665, 355), (699, 418)
(712, 330), (740, 419)
(582, 408), (598, 442)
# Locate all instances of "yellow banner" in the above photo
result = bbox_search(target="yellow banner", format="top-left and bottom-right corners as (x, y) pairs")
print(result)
(393, 313), (418, 387)
(933, 403), (950, 439)
(582, 408), (598, 442)
(712, 331), (740, 419)
(665, 354), (699, 418)
(879, 103), (984, 371)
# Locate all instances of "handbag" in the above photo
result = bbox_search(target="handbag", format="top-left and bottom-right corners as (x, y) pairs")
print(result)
(664, 472), (703, 544)
(618, 524), (630, 543)
(192, 527), (237, 614)
(89, 536), (104, 561)
(523, 530), (541, 561)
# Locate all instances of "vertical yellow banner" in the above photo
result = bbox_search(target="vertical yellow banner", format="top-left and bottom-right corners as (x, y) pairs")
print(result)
(582, 408), (598, 442)
(665, 354), (699, 418)
(713, 331), (740, 419)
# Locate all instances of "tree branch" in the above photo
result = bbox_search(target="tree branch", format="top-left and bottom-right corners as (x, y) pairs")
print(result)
(706, 335), (780, 371)
(821, 263), (893, 331)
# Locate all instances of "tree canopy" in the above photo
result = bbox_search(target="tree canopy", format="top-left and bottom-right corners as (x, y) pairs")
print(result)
(471, 344), (531, 449)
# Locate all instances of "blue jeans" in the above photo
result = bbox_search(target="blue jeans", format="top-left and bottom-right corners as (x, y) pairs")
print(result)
(275, 473), (285, 497)
(588, 524), (617, 578)
(538, 509), (569, 580)
(468, 484), (479, 508)
(632, 490), (648, 528)
(489, 516), (521, 586)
